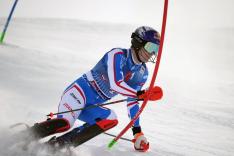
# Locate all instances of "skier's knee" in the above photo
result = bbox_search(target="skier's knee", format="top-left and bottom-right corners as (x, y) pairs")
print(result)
(54, 118), (71, 133)
(62, 117), (76, 129)
(32, 118), (71, 139)
(44, 118), (71, 133)
(96, 110), (118, 131)
(96, 118), (118, 131)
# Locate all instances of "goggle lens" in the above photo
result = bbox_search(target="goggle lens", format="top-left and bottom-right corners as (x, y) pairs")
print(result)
(144, 42), (159, 54)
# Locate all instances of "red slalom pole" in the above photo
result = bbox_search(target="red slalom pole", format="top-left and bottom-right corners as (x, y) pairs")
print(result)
(108, 0), (169, 149)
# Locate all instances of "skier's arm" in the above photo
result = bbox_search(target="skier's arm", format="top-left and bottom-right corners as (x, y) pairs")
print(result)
(127, 98), (149, 152)
(125, 63), (149, 129)
(107, 49), (137, 98)
(126, 98), (141, 128)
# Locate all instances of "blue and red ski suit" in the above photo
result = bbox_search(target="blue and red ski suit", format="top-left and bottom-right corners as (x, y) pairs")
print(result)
(58, 48), (148, 131)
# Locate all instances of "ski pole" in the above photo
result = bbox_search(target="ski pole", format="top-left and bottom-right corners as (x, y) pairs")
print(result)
(47, 98), (142, 118)
(0, 0), (19, 43)
(104, 132), (132, 142)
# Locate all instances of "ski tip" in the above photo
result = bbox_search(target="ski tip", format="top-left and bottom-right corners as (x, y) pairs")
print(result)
(108, 139), (117, 149)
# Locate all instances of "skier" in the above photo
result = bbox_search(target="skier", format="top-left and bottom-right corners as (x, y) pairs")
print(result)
(29, 26), (163, 152)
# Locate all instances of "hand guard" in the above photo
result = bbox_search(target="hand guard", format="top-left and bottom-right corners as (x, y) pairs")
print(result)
(137, 86), (163, 101)
(132, 132), (149, 152)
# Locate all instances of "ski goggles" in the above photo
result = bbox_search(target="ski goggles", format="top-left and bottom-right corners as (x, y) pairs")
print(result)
(144, 42), (159, 54)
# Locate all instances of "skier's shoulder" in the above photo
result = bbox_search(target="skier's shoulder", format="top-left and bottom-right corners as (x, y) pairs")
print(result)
(107, 48), (128, 57)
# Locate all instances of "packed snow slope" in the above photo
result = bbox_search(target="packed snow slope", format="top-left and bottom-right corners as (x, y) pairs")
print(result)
(0, 18), (234, 156)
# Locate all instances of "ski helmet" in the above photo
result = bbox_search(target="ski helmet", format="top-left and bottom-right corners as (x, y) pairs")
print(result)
(131, 26), (160, 53)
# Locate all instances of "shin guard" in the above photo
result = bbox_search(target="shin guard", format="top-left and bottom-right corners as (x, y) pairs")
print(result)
(30, 118), (70, 139)
(48, 119), (118, 148)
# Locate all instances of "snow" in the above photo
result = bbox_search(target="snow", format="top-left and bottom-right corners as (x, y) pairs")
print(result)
(0, 18), (234, 156)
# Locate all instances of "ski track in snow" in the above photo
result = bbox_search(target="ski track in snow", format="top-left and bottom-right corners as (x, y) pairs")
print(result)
(0, 18), (234, 156)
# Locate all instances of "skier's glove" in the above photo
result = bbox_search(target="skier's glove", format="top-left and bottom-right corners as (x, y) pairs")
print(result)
(137, 86), (163, 101)
(132, 132), (149, 152)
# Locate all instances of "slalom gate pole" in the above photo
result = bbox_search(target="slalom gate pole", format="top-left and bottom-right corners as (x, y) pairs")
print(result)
(108, 0), (169, 149)
(47, 98), (141, 118)
(0, 0), (19, 43)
